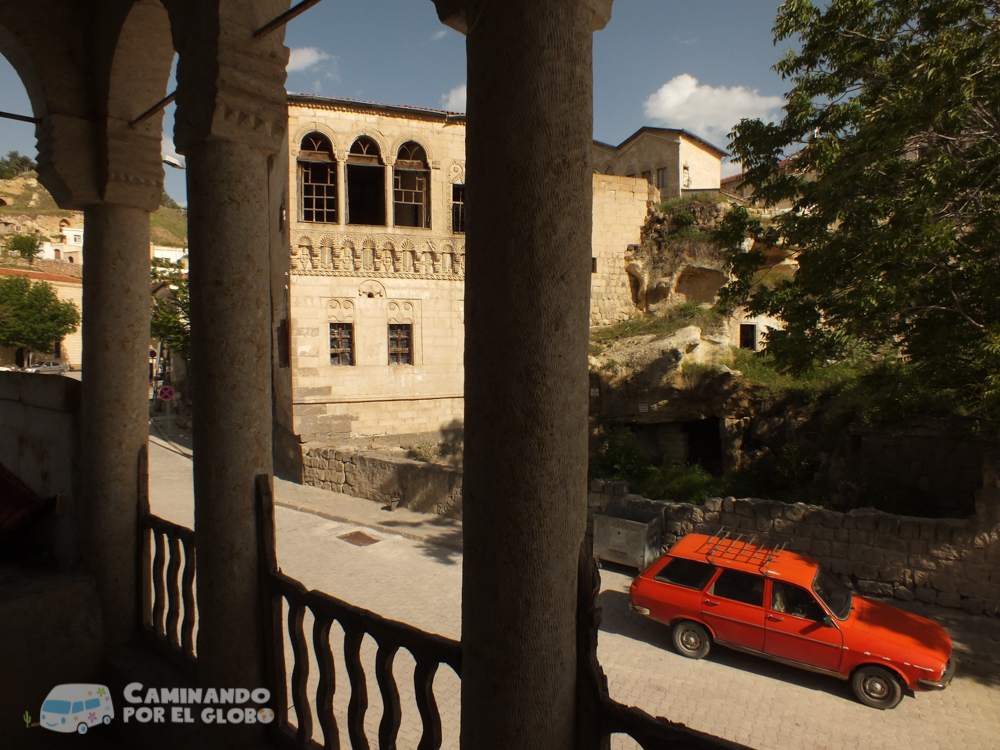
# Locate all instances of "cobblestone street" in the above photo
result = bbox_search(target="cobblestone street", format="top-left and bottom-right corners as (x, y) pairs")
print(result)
(149, 438), (1000, 750)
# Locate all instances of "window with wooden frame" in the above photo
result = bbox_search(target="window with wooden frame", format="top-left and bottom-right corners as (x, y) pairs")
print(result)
(394, 142), (430, 228)
(641, 170), (652, 184)
(388, 324), (412, 365)
(347, 136), (386, 226)
(329, 323), (354, 366)
(452, 183), (466, 233)
(656, 167), (667, 189)
(299, 133), (337, 223)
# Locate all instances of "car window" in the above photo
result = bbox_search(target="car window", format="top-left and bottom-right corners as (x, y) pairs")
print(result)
(710, 569), (765, 606)
(813, 566), (853, 620)
(43, 700), (70, 714)
(85, 698), (101, 709)
(72, 701), (83, 713)
(771, 580), (827, 620)
(653, 557), (717, 590)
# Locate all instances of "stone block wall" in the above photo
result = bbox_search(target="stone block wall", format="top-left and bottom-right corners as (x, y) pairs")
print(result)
(588, 479), (1000, 617)
(302, 445), (462, 518)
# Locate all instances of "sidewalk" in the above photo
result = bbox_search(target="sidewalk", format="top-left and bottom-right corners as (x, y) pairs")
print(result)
(147, 430), (462, 551)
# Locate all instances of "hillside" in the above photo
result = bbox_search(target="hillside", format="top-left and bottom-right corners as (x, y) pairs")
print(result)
(0, 172), (187, 246)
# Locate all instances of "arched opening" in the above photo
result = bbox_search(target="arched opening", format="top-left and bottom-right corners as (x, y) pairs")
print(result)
(674, 266), (726, 305)
(0, 198), (7, 207)
(299, 132), (336, 223)
(394, 141), (430, 228)
(347, 136), (385, 226)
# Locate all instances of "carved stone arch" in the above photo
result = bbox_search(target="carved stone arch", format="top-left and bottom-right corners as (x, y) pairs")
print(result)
(441, 242), (455, 274)
(319, 234), (336, 270)
(420, 240), (438, 274)
(292, 122), (341, 159)
(602, 163), (615, 175)
(348, 131), (390, 163)
(387, 300), (416, 324)
(358, 279), (386, 299)
(0, 19), (98, 207)
(327, 298), (356, 322)
(104, 0), (174, 210)
(391, 135), (435, 165)
(295, 234), (315, 271)
(399, 239), (417, 273)
(361, 236), (377, 271)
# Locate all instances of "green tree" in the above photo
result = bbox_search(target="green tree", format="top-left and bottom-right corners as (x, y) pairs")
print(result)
(0, 150), (37, 179)
(150, 258), (190, 358)
(0, 275), (80, 355)
(4, 233), (42, 264)
(160, 190), (181, 210)
(718, 0), (1000, 415)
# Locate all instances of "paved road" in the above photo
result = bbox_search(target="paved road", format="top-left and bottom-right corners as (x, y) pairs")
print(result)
(148, 438), (1000, 750)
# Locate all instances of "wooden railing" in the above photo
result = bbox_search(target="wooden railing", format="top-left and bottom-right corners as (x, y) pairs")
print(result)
(256, 475), (462, 750)
(136, 445), (198, 677)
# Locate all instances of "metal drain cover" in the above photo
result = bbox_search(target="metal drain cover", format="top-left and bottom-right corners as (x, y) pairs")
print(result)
(338, 530), (380, 547)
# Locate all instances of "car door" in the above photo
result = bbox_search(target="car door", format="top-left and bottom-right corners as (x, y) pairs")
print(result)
(701, 568), (766, 651)
(764, 579), (843, 673)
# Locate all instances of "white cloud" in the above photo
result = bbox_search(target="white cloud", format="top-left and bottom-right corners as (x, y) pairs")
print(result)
(431, 29), (447, 41)
(643, 74), (783, 148)
(721, 158), (743, 178)
(287, 47), (331, 73)
(441, 84), (466, 113)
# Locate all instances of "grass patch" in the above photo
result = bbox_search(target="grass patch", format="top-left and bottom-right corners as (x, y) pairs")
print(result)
(151, 206), (188, 243)
(592, 303), (725, 343)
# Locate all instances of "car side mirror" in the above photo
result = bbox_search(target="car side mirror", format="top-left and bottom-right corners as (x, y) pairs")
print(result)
(821, 615), (834, 628)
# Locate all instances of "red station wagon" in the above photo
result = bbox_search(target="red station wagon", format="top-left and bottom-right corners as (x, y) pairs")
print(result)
(628, 531), (955, 709)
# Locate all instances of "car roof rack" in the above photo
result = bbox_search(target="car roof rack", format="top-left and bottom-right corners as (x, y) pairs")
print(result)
(699, 527), (788, 575)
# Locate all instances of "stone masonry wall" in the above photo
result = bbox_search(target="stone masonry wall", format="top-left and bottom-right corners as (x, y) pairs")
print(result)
(588, 476), (1000, 617)
(302, 444), (462, 518)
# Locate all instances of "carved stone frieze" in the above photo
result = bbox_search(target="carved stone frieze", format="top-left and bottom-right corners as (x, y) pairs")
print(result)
(290, 231), (465, 279)
(387, 300), (417, 324)
(359, 279), (387, 298)
(326, 298), (356, 322)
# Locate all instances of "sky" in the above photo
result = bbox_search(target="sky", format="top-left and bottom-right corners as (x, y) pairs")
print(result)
(0, 0), (794, 207)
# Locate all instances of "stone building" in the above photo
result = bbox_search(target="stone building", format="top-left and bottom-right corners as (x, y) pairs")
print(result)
(0, 267), (82, 368)
(275, 95), (657, 460)
(592, 126), (726, 199)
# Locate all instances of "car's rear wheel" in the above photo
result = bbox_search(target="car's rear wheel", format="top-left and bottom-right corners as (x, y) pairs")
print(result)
(672, 620), (711, 659)
(852, 665), (904, 709)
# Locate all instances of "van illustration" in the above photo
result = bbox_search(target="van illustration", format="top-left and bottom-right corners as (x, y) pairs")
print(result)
(39, 684), (114, 734)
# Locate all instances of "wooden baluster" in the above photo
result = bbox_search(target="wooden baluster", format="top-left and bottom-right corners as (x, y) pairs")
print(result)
(413, 661), (443, 750)
(166, 536), (182, 648)
(151, 530), (166, 638)
(375, 643), (401, 750)
(288, 600), (313, 744)
(313, 616), (339, 750)
(180, 537), (196, 657)
(343, 626), (369, 750)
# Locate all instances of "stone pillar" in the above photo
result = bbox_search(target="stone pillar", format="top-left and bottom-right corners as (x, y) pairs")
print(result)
(433, 1), (613, 748)
(80, 202), (151, 645)
(385, 159), (395, 228)
(172, 4), (288, 736)
(337, 157), (347, 225)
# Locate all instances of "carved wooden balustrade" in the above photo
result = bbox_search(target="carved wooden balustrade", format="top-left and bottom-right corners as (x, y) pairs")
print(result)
(256, 476), (462, 750)
(137, 445), (198, 677)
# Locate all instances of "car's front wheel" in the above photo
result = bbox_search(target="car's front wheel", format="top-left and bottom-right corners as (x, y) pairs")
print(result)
(77, 723), (88, 734)
(852, 665), (904, 709)
(672, 620), (711, 659)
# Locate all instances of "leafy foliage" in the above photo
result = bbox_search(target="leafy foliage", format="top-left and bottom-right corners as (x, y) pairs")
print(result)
(160, 191), (181, 210)
(591, 303), (725, 343)
(0, 275), (79, 353)
(718, 0), (1000, 418)
(3, 233), (41, 264)
(0, 151), (36, 180)
(150, 258), (190, 358)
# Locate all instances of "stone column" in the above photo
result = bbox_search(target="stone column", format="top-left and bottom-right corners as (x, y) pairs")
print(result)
(337, 156), (347, 225)
(80, 202), (152, 645)
(385, 158), (395, 228)
(184, 138), (275, 697)
(172, 3), (288, 733)
(432, 1), (613, 748)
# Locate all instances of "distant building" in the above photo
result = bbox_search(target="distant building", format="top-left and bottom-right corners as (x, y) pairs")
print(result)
(0, 267), (82, 368)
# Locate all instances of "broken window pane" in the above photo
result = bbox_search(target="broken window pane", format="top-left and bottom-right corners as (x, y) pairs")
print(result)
(299, 132), (337, 224)
(452, 183), (465, 234)
(330, 323), (354, 366)
(394, 142), (430, 228)
(388, 323), (412, 365)
(347, 137), (385, 226)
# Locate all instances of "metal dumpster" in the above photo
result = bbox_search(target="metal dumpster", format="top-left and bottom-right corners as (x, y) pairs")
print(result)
(593, 505), (663, 570)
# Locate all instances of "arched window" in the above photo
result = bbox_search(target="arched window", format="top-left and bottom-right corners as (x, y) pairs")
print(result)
(394, 142), (430, 228)
(299, 132), (337, 223)
(347, 136), (385, 226)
